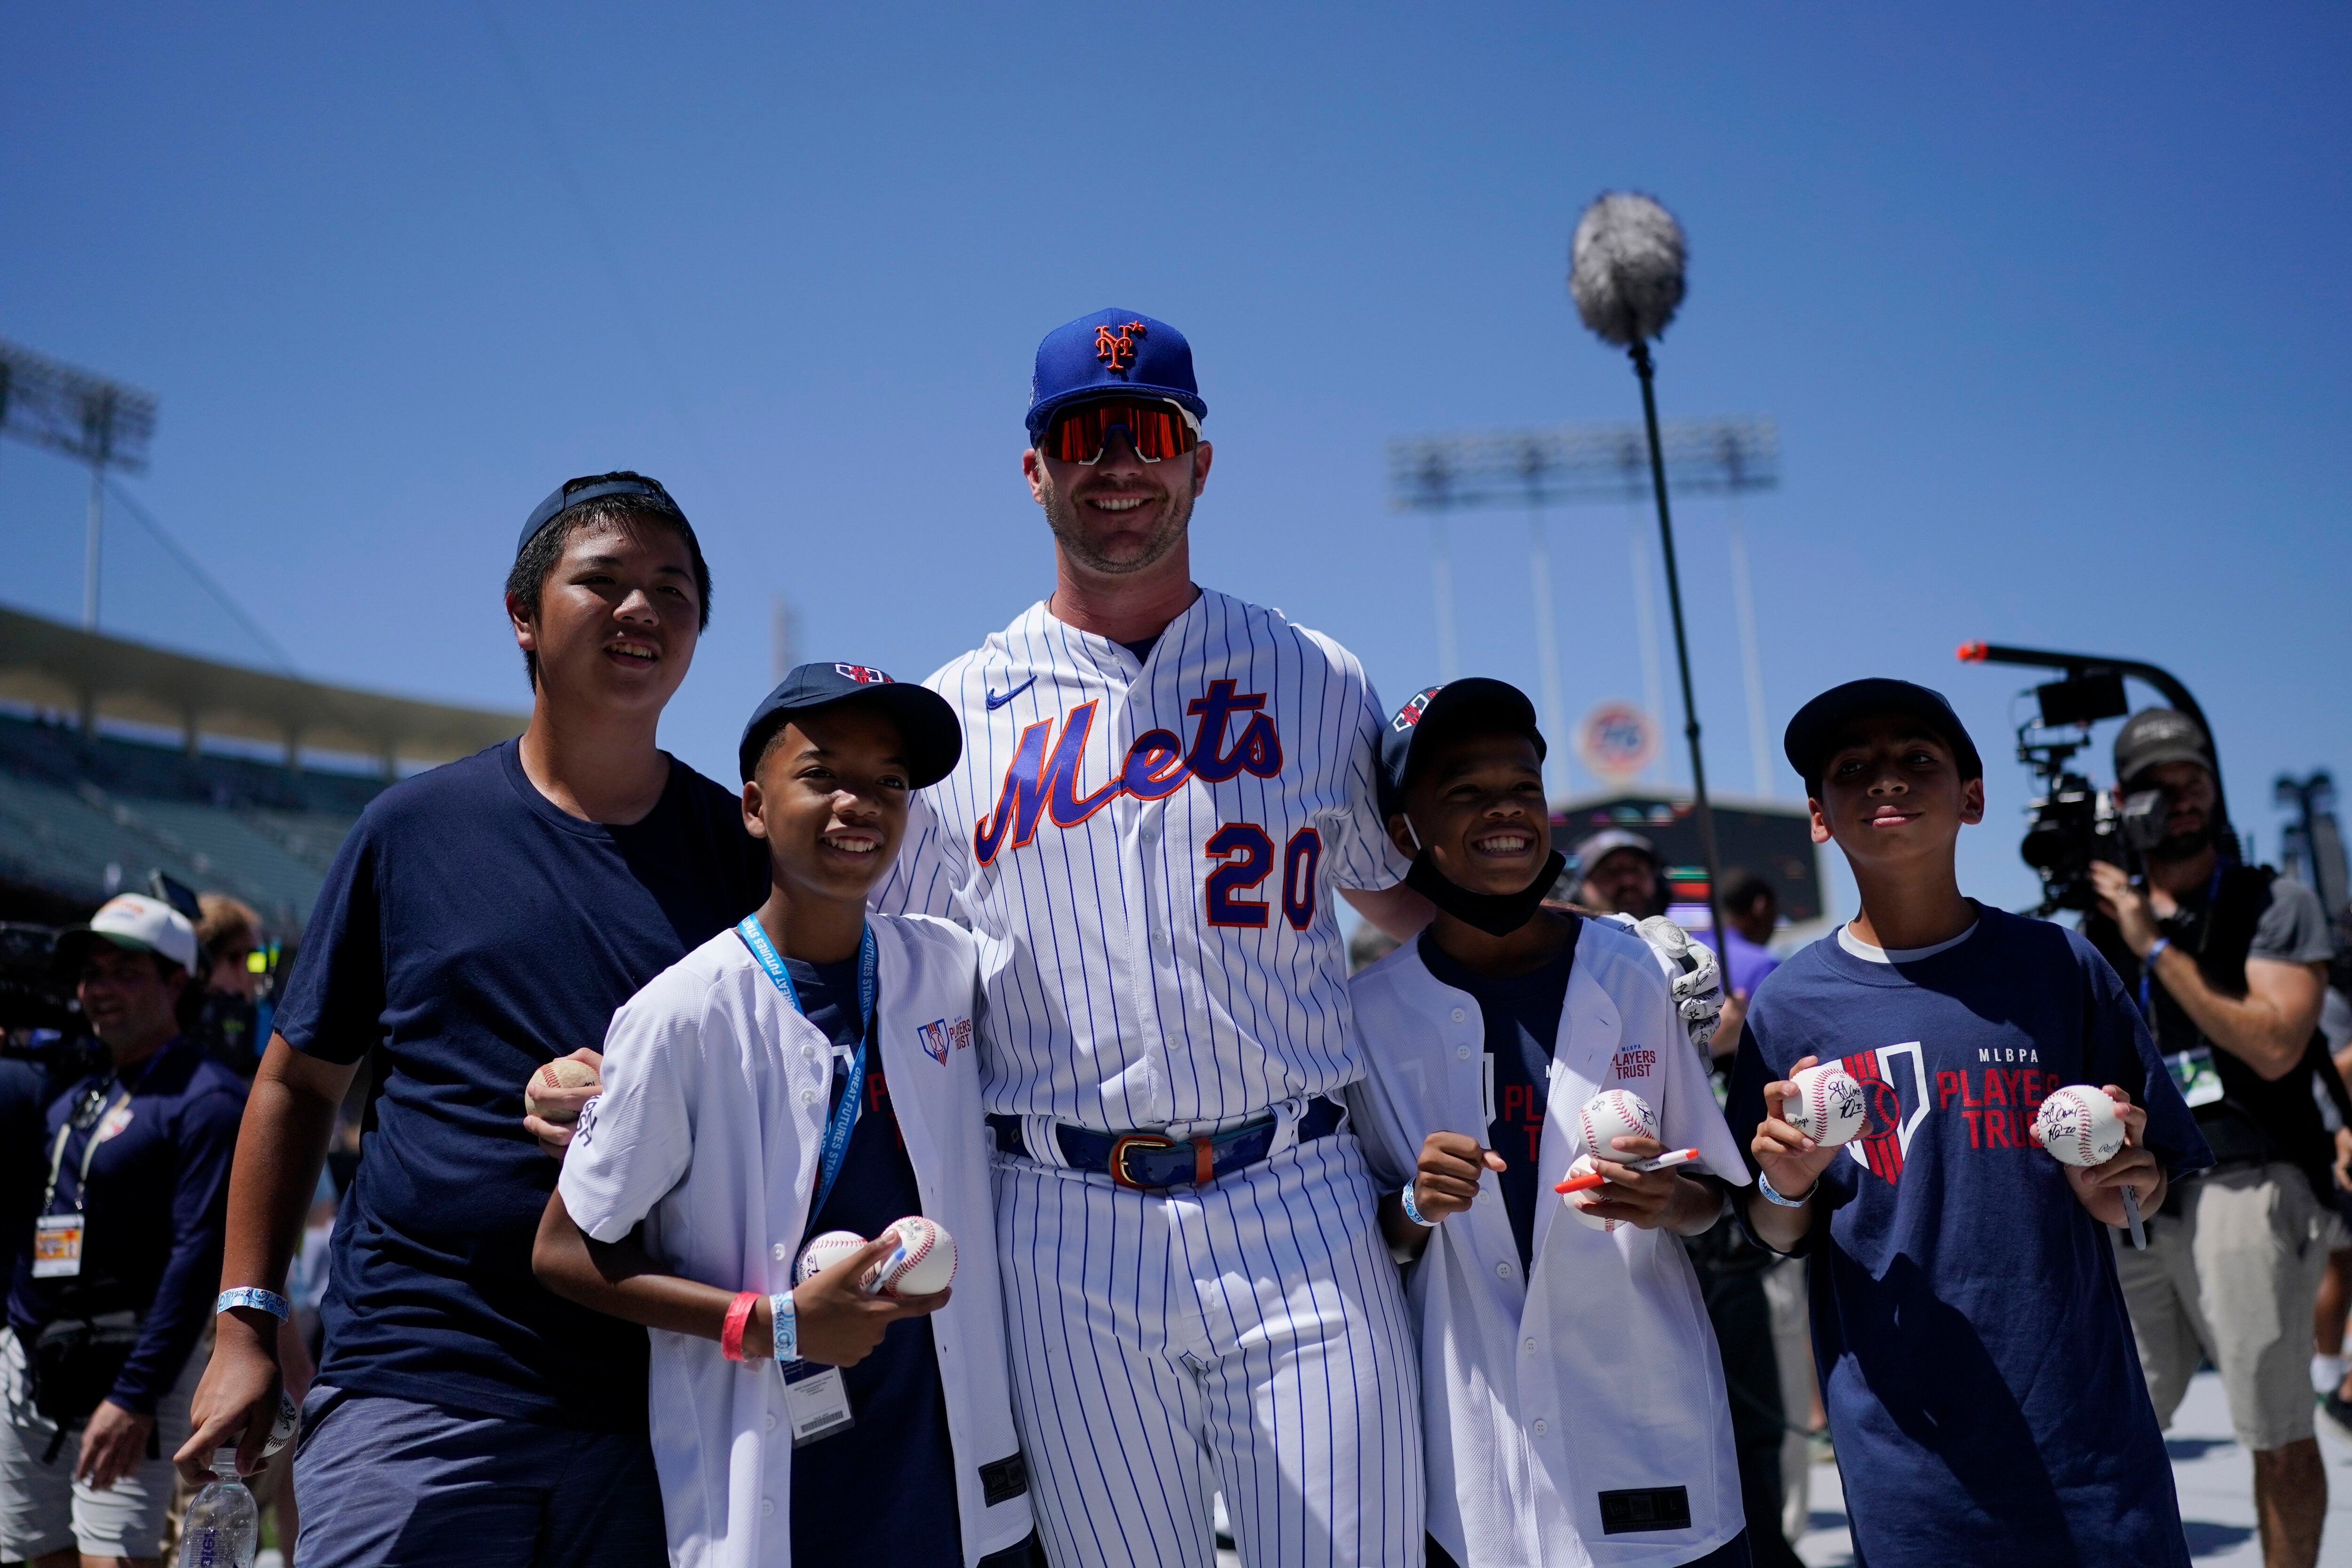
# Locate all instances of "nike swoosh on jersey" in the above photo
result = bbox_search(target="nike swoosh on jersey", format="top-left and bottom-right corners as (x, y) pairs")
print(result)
(985, 676), (1039, 710)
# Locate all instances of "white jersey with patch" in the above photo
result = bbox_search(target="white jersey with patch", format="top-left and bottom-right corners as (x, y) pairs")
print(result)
(1344, 917), (1750, 1568)
(875, 588), (1408, 1132)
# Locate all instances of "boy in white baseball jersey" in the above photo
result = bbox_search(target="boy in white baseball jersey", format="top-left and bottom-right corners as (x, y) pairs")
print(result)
(1345, 679), (1754, 1568)
(534, 664), (1035, 1568)
(874, 310), (1428, 1567)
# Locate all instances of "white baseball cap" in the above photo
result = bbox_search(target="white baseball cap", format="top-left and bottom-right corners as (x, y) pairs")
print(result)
(56, 893), (199, 976)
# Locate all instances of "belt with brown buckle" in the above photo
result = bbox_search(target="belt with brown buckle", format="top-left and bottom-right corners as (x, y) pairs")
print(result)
(986, 1097), (1346, 1189)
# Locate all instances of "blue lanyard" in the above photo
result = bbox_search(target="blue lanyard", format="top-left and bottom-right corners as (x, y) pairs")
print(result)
(736, 916), (877, 1221)
(2140, 862), (2226, 1016)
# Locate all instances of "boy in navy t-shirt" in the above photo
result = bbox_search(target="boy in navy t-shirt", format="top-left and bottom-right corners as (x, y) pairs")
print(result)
(1726, 679), (2210, 1568)
(177, 474), (769, 1568)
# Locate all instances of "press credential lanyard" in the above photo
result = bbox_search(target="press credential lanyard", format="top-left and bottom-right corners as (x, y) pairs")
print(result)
(736, 915), (876, 1220)
(36, 1082), (130, 1279)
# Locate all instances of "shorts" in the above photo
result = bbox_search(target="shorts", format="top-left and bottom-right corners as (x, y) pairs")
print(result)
(2116, 1161), (2348, 1451)
(292, 1384), (667, 1568)
(0, 1326), (200, 1561)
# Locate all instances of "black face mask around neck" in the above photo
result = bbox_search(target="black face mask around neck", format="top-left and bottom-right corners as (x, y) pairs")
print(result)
(1404, 848), (1568, 938)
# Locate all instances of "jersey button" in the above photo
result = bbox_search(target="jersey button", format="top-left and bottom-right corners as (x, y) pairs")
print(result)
(764, 1412), (778, 1432)
(802, 1045), (818, 1062)
(1495, 1261), (1512, 1279)
(1450, 1008), (1467, 1023)
(772, 1243), (789, 1262)
(761, 1499), (776, 1518)
(800, 1088), (819, 1106)
(1532, 1419), (1549, 1437)
(1455, 1045), (1471, 1060)
(1525, 1337), (1538, 1355)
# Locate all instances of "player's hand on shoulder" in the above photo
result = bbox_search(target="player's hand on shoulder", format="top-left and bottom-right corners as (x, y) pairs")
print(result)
(523, 1048), (604, 1160)
(2064, 1084), (2164, 1225)
(787, 1236), (952, 1368)
(1753, 1055), (1842, 1199)
(1413, 1130), (1505, 1224)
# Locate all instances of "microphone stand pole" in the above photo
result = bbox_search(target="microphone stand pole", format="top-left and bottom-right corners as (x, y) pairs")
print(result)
(1629, 339), (1726, 951)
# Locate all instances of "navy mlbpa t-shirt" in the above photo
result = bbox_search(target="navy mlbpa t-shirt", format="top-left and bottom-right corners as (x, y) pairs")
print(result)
(1725, 905), (2210, 1568)
(275, 740), (769, 1431)
(781, 955), (961, 1568)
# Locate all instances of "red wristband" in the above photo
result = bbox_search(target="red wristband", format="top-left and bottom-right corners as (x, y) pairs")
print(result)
(720, 1291), (760, 1362)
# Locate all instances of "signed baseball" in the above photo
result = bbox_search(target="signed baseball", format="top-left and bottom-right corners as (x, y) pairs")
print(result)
(1576, 1089), (1660, 1167)
(2034, 1085), (2126, 1168)
(261, 1389), (300, 1458)
(796, 1230), (868, 1285)
(1784, 1064), (1868, 1147)
(1560, 1155), (1623, 1232)
(869, 1217), (956, 1297)
(524, 1058), (600, 1122)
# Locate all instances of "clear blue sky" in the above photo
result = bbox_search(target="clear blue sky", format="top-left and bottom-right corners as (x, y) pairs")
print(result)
(5, 2), (2347, 920)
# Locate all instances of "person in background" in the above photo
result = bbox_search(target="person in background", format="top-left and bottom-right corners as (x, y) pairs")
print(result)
(1712, 871), (1781, 1065)
(190, 895), (268, 1080)
(0, 894), (246, 1568)
(2085, 708), (2340, 1568)
(1574, 829), (1667, 921)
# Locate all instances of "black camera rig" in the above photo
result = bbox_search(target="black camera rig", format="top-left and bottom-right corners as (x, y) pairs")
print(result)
(1957, 642), (2236, 917)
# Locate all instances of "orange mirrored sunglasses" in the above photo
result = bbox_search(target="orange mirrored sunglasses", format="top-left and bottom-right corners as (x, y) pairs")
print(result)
(1041, 398), (1200, 465)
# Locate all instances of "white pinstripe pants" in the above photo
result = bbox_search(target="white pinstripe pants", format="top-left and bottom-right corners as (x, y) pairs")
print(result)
(994, 1131), (1425, 1568)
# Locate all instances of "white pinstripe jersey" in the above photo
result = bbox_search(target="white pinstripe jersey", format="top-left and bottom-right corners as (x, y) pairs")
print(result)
(874, 589), (1409, 1132)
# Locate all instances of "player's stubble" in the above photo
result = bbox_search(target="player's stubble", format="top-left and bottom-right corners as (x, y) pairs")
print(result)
(1035, 464), (1196, 577)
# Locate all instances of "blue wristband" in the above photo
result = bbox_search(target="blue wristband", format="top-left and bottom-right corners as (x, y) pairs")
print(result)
(1756, 1171), (1816, 1209)
(771, 1292), (798, 1363)
(217, 1287), (290, 1322)
(1398, 1185), (1440, 1228)
(2142, 937), (2172, 967)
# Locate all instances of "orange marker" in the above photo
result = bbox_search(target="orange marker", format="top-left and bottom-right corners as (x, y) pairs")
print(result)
(1554, 1148), (1700, 1194)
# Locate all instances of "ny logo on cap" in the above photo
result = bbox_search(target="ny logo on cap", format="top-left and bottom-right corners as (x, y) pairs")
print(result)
(1392, 687), (1439, 732)
(1094, 321), (1146, 373)
(834, 664), (892, 685)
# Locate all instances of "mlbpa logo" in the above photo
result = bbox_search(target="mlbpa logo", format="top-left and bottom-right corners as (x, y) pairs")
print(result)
(917, 1016), (974, 1065)
(1094, 320), (1146, 372)
(1392, 687), (1440, 733)
(1839, 1042), (1930, 1183)
(835, 664), (892, 685)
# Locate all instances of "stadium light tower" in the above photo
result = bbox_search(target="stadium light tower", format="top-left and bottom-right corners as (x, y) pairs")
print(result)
(1385, 415), (1778, 796)
(0, 339), (159, 630)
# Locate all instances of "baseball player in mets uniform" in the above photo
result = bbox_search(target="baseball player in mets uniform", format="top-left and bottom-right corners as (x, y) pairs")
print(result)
(874, 309), (1430, 1567)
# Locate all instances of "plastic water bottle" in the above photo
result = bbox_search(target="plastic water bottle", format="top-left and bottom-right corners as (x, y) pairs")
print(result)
(183, 1448), (258, 1568)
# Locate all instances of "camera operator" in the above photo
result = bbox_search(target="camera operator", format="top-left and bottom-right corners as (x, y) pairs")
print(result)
(0, 895), (246, 1568)
(2085, 708), (2340, 1568)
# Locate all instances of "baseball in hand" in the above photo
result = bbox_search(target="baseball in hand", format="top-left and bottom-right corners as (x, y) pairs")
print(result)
(262, 1388), (300, 1458)
(1560, 1155), (1623, 1232)
(797, 1230), (868, 1285)
(524, 1058), (599, 1122)
(1784, 1064), (1868, 1147)
(867, 1217), (956, 1297)
(2034, 1085), (2126, 1168)
(1577, 1089), (1660, 1166)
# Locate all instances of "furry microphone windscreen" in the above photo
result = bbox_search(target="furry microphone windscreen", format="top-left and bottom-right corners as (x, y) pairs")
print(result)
(1568, 191), (1688, 347)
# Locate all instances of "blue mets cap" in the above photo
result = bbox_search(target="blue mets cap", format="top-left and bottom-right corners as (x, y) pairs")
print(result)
(517, 474), (683, 558)
(1378, 678), (1546, 816)
(1025, 309), (1207, 440)
(739, 662), (964, 787)
(1782, 677), (1983, 789)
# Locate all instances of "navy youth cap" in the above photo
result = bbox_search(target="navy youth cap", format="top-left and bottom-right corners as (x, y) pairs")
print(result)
(1782, 678), (1983, 790)
(1026, 310), (1207, 441)
(516, 473), (684, 557)
(739, 662), (963, 787)
(1378, 678), (1545, 815)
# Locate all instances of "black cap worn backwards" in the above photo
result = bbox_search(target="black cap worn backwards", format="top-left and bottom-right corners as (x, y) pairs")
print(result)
(739, 662), (963, 787)
(517, 474), (684, 558)
(1378, 678), (1546, 817)
(1783, 678), (1983, 791)
(2112, 708), (2213, 788)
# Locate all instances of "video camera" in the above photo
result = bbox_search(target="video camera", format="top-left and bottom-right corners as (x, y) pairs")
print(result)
(2012, 669), (2169, 915)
